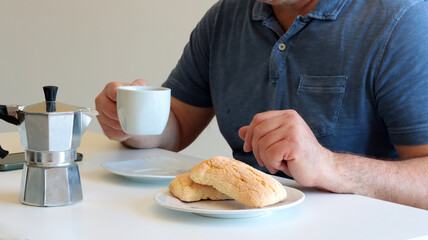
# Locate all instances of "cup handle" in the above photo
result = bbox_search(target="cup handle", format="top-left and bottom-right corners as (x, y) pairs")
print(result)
(0, 105), (20, 125)
(0, 145), (9, 159)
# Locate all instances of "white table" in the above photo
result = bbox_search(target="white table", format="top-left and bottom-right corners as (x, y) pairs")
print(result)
(0, 131), (427, 240)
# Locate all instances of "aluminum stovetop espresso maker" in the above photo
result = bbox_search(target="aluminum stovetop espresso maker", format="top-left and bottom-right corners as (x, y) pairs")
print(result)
(0, 86), (98, 207)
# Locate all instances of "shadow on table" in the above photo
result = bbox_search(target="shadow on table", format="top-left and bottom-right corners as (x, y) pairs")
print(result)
(81, 170), (170, 189)
(145, 198), (305, 227)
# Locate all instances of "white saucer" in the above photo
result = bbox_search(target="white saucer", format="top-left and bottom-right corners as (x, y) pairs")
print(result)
(154, 186), (305, 218)
(102, 156), (202, 183)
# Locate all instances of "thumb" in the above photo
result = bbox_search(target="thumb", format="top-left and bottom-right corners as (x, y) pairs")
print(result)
(131, 79), (148, 86)
(238, 126), (248, 140)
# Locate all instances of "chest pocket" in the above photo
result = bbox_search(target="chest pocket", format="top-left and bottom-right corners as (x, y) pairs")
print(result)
(295, 75), (347, 137)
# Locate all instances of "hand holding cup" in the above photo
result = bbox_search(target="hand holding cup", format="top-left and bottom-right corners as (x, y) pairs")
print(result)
(95, 79), (170, 141)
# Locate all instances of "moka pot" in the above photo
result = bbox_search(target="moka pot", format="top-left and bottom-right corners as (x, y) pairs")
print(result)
(0, 86), (98, 206)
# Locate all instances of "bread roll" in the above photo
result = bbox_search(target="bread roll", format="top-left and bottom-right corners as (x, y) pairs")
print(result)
(168, 173), (231, 202)
(189, 156), (287, 208)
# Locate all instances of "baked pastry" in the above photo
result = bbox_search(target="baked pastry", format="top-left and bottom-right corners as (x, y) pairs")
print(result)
(189, 156), (287, 208)
(168, 173), (231, 202)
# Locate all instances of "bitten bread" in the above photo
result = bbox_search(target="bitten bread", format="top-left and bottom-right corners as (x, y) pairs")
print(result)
(168, 173), (232, 202)
(189, 156), (287, 208)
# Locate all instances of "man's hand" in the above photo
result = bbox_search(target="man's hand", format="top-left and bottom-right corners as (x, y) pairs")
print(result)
(239, 110), (428, 209)
(238, 110), (334, 188)
(95, 79), (147, 142)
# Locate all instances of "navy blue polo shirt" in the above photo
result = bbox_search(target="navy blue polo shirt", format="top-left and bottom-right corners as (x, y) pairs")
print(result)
(163, 0), (428, 173)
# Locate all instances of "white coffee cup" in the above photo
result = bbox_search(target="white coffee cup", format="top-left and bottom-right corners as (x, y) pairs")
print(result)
(117, 86), (171, 135)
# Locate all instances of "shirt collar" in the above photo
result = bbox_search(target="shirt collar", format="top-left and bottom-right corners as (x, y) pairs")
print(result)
(252, 1), (273, 21)
(252, 0), (349, 21)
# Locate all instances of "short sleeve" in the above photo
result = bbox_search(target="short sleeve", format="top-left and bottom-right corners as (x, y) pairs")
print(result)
(375, 2), (428, 145)
(162, 2), (222, 108)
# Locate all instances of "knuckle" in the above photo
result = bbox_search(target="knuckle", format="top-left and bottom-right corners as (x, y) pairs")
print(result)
(253, 125), (262, 136)
(265, 148), (278, 163)
(107, 81), (122, 88)
(287, 109), (298, 115)
(268, 142), (287, 160)
(105, 81), (122, 98)
(252, 113), (264, 123)
(259, 139), (267, 149)
(133, 79), (148, 86)
(286, 130), (300, 143)
(287, 109), (300, 120)
(284, 124), (301, 139)
(94, 94), (103, 106)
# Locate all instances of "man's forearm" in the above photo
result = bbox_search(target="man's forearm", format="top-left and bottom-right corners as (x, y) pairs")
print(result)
(327, 153), (428, 209)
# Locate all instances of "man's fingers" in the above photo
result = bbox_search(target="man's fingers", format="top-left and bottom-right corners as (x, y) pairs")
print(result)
(104, 79), (148, 102)
(104, 81), (125, 102)
(251, 116), (286, 162)
(278, 160), (292, 177)
(257, 124), (288, 161)
(97, 111), (122, 131)
(264, 160), (278, 175)
(243, 111), (289, 152)
(238, 126), (248, 140)
(131, 79), (148, 86)
(99, 123), (129, 142)
(95, 79), (150, 142)
(95, 92), (119, 121)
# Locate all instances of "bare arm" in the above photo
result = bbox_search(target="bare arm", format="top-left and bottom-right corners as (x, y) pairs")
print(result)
(239, 110), (428, 209)
(325, 147), (428, 209)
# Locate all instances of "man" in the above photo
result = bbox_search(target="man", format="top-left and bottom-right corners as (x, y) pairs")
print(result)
(95, 0), (428, 209)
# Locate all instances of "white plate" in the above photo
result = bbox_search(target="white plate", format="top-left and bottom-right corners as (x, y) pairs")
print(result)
(102, 156), (202, 182)
(154, 186), (305, 218)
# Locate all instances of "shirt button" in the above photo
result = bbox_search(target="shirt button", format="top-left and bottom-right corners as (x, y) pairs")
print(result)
(278, 43), (286, 51)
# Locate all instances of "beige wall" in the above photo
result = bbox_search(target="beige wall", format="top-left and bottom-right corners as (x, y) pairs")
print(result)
(0, 0), (232, 159)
